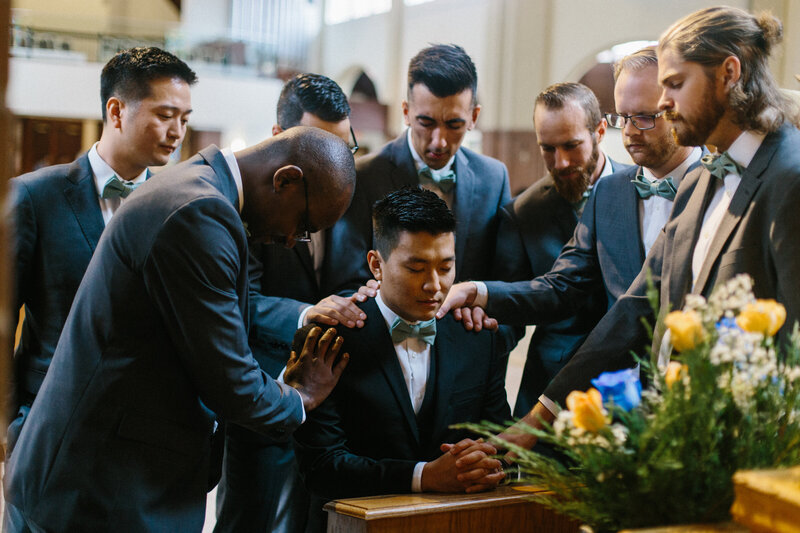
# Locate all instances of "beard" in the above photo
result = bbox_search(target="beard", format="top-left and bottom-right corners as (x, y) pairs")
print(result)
(624, 131), (678, 170)
(665, 80), (726, 147)
(552, 139), (599, 204)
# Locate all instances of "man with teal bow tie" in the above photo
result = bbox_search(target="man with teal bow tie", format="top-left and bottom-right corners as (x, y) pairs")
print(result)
(7, 47), (196, 459)
(294, 188), (510, 532)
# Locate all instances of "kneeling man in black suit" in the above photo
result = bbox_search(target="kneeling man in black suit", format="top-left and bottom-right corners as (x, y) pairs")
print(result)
(294, 187), (511, 531)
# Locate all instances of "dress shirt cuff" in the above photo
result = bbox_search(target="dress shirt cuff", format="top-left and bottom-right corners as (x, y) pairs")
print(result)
(538, 394), (561, 417)
(473, 281), (489, 308)
(277, 367), (307, 424)
(297, 304), (313, 329)
(412, 462), (426, 492)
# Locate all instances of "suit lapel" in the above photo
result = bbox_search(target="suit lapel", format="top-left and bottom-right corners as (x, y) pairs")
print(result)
(428, 319), (457, 447)
(623, 167), (646, 265)
(668, 169), (717, 304)
(64, 154), (105, 252)
(292, 243), (318, 290)
(451, 150), (473, 277)
(361, 299), (421, 444)
(693, 134), (775, 294)
(390, 134), (420, 190)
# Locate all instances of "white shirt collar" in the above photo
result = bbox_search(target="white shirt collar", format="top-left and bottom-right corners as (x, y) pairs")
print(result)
(407, 128), (456, 175)
(88, 142), (148, 196)
(724, 130), (766, 170)
(221, 147), (244, 213)
(642, 146), (703, 186)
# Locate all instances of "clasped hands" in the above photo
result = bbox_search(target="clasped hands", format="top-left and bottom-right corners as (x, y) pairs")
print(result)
(421, 438), (507, 493)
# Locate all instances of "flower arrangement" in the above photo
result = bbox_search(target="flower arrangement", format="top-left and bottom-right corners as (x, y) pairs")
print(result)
(464, 275), (800, 532)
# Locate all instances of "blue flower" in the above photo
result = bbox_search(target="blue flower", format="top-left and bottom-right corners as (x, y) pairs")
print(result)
(591, 368), (642, 412)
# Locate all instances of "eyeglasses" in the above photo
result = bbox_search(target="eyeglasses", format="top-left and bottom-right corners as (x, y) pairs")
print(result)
(294, 175), (312, 243)
(605, 111), (665, 131)
(349, 125), (359, 155)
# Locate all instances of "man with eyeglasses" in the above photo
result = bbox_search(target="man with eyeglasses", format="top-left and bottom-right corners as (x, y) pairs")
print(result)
(214, 73), (361, 533)
(4, 126), (356, 532)
(438, 49), (701, 420)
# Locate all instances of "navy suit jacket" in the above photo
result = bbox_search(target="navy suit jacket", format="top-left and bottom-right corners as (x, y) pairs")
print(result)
(326, 132), (512, 293)
(544, 124), (800, 406)
(490, 159), (628, 413)
(10, 153), (105, 413)
(293, 298), (511, 500)
(246, 239), (337, 378)
(5, 146), (304, 532)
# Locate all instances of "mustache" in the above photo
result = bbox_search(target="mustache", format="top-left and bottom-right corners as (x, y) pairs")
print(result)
(664, 111), (682, 122)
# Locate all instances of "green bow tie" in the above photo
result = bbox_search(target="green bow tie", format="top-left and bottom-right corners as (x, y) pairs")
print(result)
(632, 172), (676, 200)
(701, 152), (745, 180)
(390, 317), (437, 345)
(102, 176), (139, 199)
(419, 166), (456, 193)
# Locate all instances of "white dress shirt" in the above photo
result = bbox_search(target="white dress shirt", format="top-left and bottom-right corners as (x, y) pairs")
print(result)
(88, 143), (148, 225)
(639, 147), (703, 256)
(375, 290), (433, 492)
(691, 131), (764, 290)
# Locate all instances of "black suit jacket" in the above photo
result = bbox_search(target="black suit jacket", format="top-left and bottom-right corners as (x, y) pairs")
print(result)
(293, 298), (511, 500)
(544, 125), (800, 406)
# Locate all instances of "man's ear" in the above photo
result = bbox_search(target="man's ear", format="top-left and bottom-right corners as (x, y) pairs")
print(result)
(595, 117), (607, 144)
(367, 250), (383, 281)
(470, 104), (481, 129)
(272, 165), (304, 191)
(720, 55), (742, 89)
(107, 97), (123, 129)
(271, 124), (283, 137)
(402, 100), (411, 127)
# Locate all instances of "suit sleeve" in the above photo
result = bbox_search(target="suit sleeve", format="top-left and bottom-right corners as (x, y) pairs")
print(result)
(246, 246), (308, 377)
(143, 199), (303, 439)
(541, 225), (665, 406)
(293, 391), (418, 499)
(484, 186), (606, 326)
(770, 173), (800, 334)
(10, 180), (35, 323)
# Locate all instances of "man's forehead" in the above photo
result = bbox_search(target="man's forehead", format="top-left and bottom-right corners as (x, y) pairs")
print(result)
(393, 230), (456, 257)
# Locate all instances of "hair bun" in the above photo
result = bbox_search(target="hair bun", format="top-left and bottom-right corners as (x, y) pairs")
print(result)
(756, 12), (783, 50)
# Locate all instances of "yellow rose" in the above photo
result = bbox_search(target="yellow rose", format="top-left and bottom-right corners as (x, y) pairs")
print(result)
(736, 299), (786, 337)
(664, 310), (704, 352)
(566, 388), (607, 432)
(664, 361), (688, 388)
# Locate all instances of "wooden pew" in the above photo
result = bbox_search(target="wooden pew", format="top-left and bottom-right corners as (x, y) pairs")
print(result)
(324, 485), (579, 533)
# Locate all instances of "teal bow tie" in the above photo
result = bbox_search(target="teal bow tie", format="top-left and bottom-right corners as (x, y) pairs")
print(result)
(701, 152), (745, 180)
(390, 317), (437, 345)
(102, 176), (139, 199)
(419, 166), (456, 193)
(631, 172), (677, 200)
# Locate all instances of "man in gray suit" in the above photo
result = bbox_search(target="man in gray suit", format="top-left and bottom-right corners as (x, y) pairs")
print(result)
(8, 47), (196, 455)
(326, 44), (512, 295)
(4, 127), (356, 532)
(469, 82), (629, 416)
(452, 6), (800, 461)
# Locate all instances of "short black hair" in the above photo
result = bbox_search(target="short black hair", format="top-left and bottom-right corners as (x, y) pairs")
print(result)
(277, 73), (351, 129)
(408, 44), (478, 106)
(100, 47), (197, 121)
(372, 187), (456, 258)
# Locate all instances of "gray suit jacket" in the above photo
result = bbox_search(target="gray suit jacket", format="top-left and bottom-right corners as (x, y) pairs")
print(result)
(5, 146), (304, 532)
(544, 124), (800, 406)
(10, 153), (104, 415)
(326, 132), (512, 293)
(490, 158), (629, 414)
